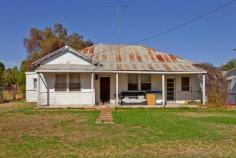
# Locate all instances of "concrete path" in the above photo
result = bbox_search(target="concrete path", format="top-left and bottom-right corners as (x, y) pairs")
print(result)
(96, 107), (114, 124)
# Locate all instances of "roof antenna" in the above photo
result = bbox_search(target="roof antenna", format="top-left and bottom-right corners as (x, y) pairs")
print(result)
(97, 4), (128, 43)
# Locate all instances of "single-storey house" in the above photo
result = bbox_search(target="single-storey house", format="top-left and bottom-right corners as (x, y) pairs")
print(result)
(26, 44), (207, 107)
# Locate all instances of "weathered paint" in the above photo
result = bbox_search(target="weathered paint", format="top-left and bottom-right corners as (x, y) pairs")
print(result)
(80, 45), (206, 72)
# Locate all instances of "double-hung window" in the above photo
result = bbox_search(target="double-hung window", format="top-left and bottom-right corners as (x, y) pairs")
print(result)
(55, 74), (67, 91)
(141, 75), (151, 91)
(181, 77), (190, 91)
(128, 74), (139, 91)
(69, 73), (81, 91)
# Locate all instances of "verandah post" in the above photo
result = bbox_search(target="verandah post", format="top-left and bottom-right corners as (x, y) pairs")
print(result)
(202, 74), (206, 105)
(162, 74), (166, 106)
(116, 73), (119, 106)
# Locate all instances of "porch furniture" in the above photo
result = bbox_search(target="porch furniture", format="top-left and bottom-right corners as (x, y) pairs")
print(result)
(120, 91), (147, 105)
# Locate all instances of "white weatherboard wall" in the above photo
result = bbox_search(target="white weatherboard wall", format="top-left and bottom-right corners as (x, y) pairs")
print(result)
(38, 72), (95, 106)
(41, 50), (90, 65)
(26, 72), (38, 102)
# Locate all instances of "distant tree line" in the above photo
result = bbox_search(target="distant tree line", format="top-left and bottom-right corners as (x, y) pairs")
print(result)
(0, 23), (93, 103)
(221, 59), (236, 71)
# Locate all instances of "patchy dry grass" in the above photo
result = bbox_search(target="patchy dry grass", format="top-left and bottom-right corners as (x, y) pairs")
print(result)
(0, 101), (236, 157)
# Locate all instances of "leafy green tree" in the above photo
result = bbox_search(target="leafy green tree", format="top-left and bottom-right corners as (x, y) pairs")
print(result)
(0, 61), (5, 86)
(24, 23), (93, 64)
(221, 59), (236, 71)
(3, 67), (18, 86)
(18, 60), (29, 98)
(0, 61), (5, 103)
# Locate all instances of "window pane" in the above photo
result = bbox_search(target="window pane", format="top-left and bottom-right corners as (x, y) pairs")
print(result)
(128, 83), (138, 91)
(55, 74), (66, 91)
(33, 78), (37, 89)
(141, 75), (151, 83)
(128, 74), (138, 83)
(181, 77), (189, 91)
(141, 83), (151, 91)
(69, 73), (80, 91)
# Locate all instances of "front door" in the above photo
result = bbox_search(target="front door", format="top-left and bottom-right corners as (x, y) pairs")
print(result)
(166, 78), (175, 101)
(100, 77), (110, 103)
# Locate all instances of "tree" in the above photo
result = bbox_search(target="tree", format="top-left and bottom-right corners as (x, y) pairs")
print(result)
(0, 61), (5, 103)
(18, 60), (29, 98)
(24, 23), (93, 65)
(3, 67), (18, 100)
(0, 61), (5, 86)
(196, 63), (228, 107)
(221, 59), (236, 71)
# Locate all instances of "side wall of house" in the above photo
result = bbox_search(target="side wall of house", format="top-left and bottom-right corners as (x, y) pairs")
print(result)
(26, 72), (38, 102)
(38, 72), (95, 106)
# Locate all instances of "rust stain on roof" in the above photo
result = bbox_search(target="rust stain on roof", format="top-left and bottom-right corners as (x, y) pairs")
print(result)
(102, 53), (107, 61)
(117, 63), (123, 70)
(163, 63), (172, 71)
(147, 48), (156, 62)
(115, 48), (122, 62)
(163, 55), (171, 62)
(169, 54), (177, 62)
(148, 64), (155, 70)
(134, 48), (142, 62)
(78, 45), (205, 72)
(156, 54), (165, 62)
(88, 46), (94, 55)
(129, 53), (135, 62)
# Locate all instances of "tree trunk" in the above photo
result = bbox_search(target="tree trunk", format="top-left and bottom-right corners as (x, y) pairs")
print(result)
(0, 86), (3, 103)
(12, 85), (16, 101)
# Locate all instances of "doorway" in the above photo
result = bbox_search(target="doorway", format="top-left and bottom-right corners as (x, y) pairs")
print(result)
(100, 77), (110, 103)
(166, 78), (175, 101)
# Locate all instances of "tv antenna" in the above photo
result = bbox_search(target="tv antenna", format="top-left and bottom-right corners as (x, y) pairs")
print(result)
(97, 4), (129, 42)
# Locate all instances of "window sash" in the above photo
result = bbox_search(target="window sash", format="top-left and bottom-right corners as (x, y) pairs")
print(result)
(181, 77), (190, 91)
(141, 83), (151, 91)
(141, 75), (151, 83)
(55, 74), (67, 91)
(128, 74), (138, 83)
(141, 75), (151, 90)
(69, 73), (81, 91)
(128, 83), (139, 91)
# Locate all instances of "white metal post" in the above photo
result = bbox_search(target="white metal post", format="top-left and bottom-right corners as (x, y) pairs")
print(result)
(116, 73), (119, 106)
(162, 74), (166, 106)
(202, 74), (206, 105)
(91, 73), (94, 89)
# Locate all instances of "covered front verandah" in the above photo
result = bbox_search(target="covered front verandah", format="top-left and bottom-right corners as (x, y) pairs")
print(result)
(36, 70), (206, 107)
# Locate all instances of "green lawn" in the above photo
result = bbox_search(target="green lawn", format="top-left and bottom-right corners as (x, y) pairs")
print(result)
(0, 101), (236, 157)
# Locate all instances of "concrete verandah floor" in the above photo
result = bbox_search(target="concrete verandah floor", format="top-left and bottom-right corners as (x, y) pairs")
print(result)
(39, 104), (201, 109)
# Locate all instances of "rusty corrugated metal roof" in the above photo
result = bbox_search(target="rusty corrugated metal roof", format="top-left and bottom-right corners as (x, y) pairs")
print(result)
(80, 45), (205, 72)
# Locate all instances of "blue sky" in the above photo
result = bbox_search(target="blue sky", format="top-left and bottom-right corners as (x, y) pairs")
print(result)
(0, 0), (236, 67)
